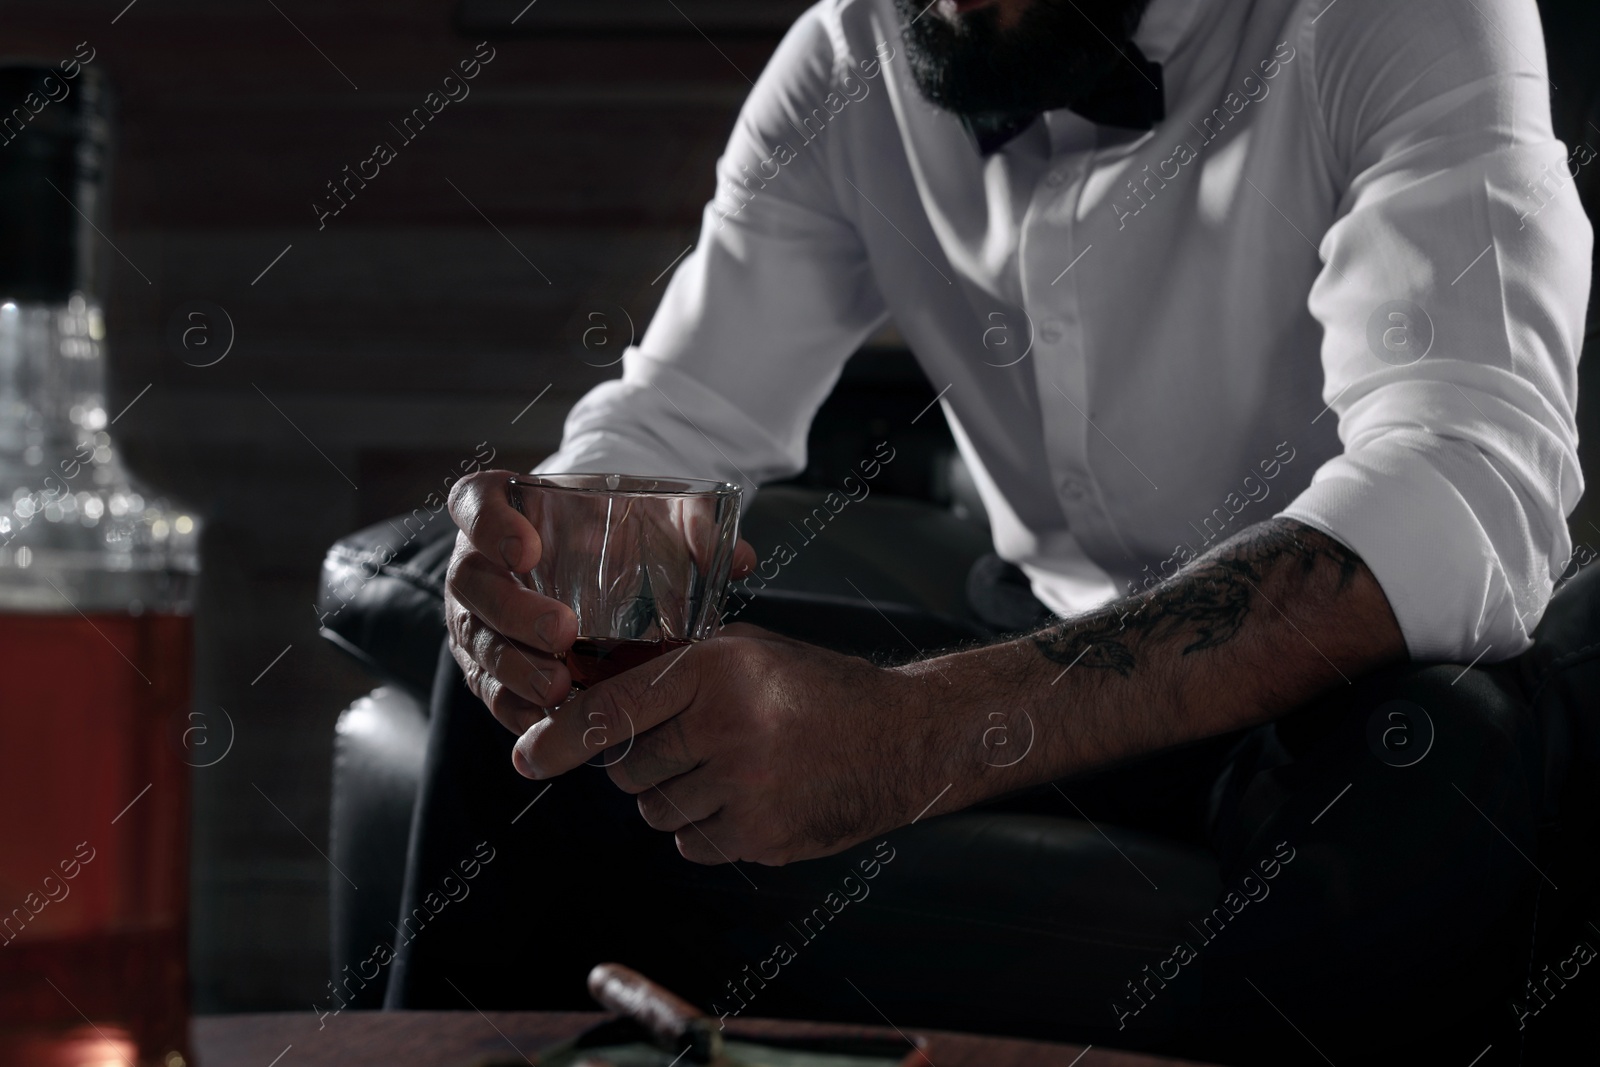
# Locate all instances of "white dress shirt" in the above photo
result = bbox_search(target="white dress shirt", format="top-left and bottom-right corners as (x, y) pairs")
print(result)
(535, 0), (1592, 663)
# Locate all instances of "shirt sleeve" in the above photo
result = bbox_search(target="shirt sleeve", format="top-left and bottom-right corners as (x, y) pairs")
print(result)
(535, 3), (888, 500)
(1277, 0), (1592, 662)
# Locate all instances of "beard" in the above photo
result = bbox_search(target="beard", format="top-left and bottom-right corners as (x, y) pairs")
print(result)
(892, 0), (1153, 118)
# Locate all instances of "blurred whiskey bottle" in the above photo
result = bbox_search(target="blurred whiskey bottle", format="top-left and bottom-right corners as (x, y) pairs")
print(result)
(0, 60), (198, 1067)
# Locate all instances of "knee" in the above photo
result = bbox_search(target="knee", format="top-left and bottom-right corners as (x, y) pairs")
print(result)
(1283, 661), (1528, 789)
(1246, 661), (1541, 891)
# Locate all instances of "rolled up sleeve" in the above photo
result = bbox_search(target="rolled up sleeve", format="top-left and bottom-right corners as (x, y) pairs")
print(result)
(1278, 0), (1591, 661)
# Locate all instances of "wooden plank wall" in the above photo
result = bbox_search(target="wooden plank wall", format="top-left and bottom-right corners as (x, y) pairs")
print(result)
(3, 0), (791, 1010)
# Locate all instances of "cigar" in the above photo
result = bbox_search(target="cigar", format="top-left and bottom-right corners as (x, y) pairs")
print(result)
(586, 963), (724, 1064)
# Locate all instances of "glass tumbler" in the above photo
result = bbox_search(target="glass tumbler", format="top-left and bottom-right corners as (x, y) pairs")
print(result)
(508, 473), (741, 688)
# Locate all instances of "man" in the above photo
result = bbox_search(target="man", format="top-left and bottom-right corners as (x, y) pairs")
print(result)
(406, 0), (1591, 1061)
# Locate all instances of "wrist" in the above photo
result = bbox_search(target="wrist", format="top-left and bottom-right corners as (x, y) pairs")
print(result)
(887, 644), (1042, 823)
(882, 662), (957, 827)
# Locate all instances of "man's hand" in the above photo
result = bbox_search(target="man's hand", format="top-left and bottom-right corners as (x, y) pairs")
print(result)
(443, 469), (756, 735)
(445, 471), (579, 733)
(511, 625), (943, 866)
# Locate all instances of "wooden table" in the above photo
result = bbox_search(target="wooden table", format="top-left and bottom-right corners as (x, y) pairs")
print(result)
(194, 1011), (1221, 1067)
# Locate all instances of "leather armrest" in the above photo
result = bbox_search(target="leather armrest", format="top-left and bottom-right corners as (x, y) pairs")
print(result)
(1516, 563), (1600, 836)
(328, 685), (430, 1007)
(318, 508), (456, 702)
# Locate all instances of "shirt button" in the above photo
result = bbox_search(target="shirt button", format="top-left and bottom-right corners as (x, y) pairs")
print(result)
(1039, 320), (1065, 344)
(1059, 478), (1088, 502)
(1044, 169), (1068, 188)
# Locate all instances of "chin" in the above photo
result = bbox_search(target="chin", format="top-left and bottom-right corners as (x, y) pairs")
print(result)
(895, 0), (1150, 117)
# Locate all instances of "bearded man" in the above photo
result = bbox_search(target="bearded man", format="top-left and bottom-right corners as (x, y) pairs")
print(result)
(396, 0), (1592, 1062)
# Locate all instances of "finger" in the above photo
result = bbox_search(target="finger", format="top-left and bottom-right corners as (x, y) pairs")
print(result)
(513, 692), (641, 779)
(448, 469), (542, 572)
(450, 637), (558, 733)
(512, 640), (713, 780)
(673, 812), (743, 866)
(731, 538), (756, 579)
(446, 593), (571, 706)
(636, 776), (721, 833)
(482, 675), (548, 736)
(607, 714), (702, 794)
(447, 535), (577, 654)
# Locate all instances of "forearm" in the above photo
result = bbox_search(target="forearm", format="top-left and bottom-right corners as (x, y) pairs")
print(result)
(900, 518), (1407, 816)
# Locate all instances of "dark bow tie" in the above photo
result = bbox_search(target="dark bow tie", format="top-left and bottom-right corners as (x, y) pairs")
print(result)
(964, 43), (1165, 156)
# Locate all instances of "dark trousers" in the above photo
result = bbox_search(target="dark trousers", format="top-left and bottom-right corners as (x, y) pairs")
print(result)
(384, 610), (1567, 1066)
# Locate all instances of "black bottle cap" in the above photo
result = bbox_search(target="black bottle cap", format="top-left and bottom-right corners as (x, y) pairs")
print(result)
(0, 60), (112, 304)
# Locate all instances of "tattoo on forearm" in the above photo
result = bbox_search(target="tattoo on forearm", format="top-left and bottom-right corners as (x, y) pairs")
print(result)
(1031, 520), (1365, 677)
